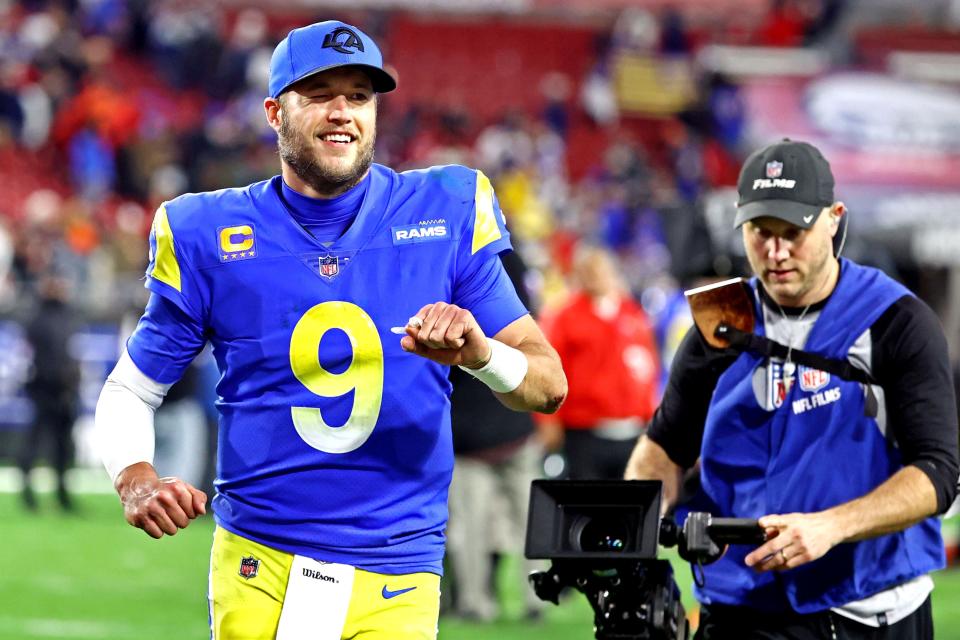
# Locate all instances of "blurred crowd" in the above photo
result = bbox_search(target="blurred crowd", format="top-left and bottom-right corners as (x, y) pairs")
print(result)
(0, 0), (857, 325)
(0, 0), (870, 503)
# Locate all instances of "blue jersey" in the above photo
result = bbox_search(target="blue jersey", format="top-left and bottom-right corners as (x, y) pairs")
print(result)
(126, 164), (527, 574)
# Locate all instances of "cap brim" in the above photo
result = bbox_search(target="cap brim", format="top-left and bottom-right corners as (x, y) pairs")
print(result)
(275, 63), (397, 97)
(734, 199), (824, 229)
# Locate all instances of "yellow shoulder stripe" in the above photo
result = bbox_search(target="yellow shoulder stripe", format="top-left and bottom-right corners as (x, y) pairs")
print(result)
(151, 205), (182, 292)
(471, 171), (503, 255)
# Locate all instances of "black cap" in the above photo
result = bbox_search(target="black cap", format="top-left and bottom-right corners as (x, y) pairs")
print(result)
(734, 139), (835, 229)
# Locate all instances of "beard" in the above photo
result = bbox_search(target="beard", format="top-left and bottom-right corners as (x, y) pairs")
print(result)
(277, 116), (375, 197)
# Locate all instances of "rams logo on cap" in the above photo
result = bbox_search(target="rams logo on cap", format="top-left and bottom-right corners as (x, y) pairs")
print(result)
(323, 27), (364, 55)
(219, 225), (257, 262)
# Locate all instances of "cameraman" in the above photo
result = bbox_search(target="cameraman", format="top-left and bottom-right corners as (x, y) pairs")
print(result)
(625, 140), (958, 639)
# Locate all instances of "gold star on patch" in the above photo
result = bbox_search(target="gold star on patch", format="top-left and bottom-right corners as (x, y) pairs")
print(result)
(249, 250), (255, 257)
(239, 251), (246, 257)
(222, 254), (228, 260)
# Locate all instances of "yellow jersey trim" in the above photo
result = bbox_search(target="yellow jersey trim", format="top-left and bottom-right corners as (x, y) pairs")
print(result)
(471, 171), (502, 255)
(151, 205), (182, 292)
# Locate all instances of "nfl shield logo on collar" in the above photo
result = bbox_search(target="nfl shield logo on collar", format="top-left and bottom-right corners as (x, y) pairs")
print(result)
(239, 556), (260, 580)
(766, 161), (783, 178)
(319, 255), (339, 279)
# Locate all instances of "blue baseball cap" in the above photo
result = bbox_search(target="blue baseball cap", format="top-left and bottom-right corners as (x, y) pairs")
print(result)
(269, 20), (397, 98)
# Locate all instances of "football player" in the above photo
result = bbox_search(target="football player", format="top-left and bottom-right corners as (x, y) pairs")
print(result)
(95, 20), (566, 640)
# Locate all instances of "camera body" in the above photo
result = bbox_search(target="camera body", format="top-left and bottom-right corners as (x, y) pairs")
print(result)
(525, 479), (766, 640)
(525, 480), (685, 640)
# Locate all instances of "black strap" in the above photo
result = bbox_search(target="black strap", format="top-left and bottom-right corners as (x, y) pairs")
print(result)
(715, 324), (877, 386)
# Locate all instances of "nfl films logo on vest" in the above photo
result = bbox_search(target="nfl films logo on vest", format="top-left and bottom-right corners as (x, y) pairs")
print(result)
(799, 367), (830, 392)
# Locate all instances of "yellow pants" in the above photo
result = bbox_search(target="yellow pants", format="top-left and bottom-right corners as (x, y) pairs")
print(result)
(209, 526), (440, 640)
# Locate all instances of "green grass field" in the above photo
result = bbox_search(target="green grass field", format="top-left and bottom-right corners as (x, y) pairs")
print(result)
(1, 492), (959, 639)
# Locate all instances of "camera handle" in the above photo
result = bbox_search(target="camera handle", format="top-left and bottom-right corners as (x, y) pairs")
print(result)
(675, 514), (768, 587)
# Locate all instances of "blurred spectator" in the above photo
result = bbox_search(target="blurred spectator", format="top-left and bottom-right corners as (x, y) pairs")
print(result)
(612, 7), (660, 52)
(580, 60), (619, 127)
(146, 1), (221, 91)
(18, 67), (55, 149)
(68, 127), (116, 201)
(209, 9), (268, 101)
(705, 73), (746, 155)
(538, 245), (659, 479)
(0, 218), (13, 308)
(659, 9), (692, 54)
(802, 0), (847, 45)
(539, 71), (571, 139)
(446, 250), (544, 623)
(757, 0), (807, 47)
(475, 111), (534, 174)
(19, 272), (79, 510)
(664, 121), (705, 204)
(0, 63), (25, 142)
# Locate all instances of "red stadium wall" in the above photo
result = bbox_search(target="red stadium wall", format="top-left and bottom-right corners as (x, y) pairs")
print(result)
(382, 15), (599, 123)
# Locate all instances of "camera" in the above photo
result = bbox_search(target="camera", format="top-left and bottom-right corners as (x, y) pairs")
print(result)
(525, 479), (766, 640)
(526, 478), (662, 560)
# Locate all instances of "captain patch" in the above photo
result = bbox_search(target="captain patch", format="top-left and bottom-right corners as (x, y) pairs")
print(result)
(219, 225), (257, 262)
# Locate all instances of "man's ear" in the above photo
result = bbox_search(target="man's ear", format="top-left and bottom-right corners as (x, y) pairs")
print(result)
(830, 202), (846, 228)
(264, 96), (283, 131)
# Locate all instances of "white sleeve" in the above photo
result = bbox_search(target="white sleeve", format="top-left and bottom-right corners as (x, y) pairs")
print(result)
(95, 350), (173, 483)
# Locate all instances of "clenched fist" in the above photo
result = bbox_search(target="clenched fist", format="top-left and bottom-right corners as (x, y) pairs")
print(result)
(400, 302), (491, 368)
(115, 462), (207, 539)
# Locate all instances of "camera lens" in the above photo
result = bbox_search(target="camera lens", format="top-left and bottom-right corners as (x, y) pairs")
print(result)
(572, 516), (630, 553)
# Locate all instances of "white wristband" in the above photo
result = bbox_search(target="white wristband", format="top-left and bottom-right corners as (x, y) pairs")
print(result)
(458, 338), (528, 393)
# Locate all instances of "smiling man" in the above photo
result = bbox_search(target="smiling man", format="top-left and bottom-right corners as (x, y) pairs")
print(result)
(625, 140), (958, 639)
(94, 20), (566, 640)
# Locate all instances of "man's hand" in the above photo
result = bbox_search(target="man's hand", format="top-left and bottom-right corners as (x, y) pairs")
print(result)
(401, 305), (566, 413)
(115, 461), (207, 539)
(746, 466), (942, 572)
(400, 302), (491, 368)
(744, 511), (841, 572)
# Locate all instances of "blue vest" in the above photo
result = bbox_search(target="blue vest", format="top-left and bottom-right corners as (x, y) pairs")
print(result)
(694, 259), (945, 613)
